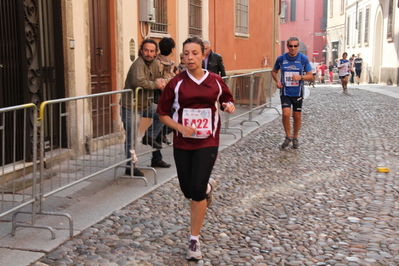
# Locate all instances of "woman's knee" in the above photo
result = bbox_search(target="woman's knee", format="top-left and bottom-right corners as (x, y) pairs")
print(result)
(190, 185), (207, 201)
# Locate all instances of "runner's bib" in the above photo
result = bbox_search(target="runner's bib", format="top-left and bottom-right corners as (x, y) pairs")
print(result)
(182, 108), (212, 139)
(284, 71), (300, 87)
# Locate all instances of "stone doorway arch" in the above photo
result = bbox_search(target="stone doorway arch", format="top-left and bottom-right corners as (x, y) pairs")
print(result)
(372, 8), (383, 83)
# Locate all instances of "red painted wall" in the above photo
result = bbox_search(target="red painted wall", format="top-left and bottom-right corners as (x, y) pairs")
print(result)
(280, 0), (326, 62)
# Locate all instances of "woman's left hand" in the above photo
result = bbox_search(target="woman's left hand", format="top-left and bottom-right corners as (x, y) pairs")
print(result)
(222, 102), (235, 113)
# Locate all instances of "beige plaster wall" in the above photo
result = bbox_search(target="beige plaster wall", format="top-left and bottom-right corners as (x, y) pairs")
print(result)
(119, 0), (139, 80)
(70, 0), (90, 97)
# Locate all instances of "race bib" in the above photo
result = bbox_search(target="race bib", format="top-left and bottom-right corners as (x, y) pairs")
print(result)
(284, 71), (300, 87)
(182, 108), (212, 139)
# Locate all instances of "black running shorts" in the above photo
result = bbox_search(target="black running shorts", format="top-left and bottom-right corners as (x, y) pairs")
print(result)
(174, 146), (218, 202)
(280, 95), (303, 112)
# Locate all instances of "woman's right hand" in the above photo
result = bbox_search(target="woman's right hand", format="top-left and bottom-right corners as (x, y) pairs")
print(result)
(178, 124), (196, 137)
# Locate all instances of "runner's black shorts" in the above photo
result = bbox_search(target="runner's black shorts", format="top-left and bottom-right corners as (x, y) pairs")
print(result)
(355, 69), (362, 77)
(280, 95), (303, 112)
(174, 146), (218, 202)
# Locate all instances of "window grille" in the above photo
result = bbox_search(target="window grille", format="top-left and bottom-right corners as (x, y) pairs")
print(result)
(357, 10), (362, 45)
(364, 7), (369, 44)
(387, 0), (393, 40)
(346, 16), (350, 46)
(280, 1), (287, 23)
(320, 0), (327, 31)
(290, 0), (296, 21)
(151, 0), (167, 33)
(189, 0), (202, 36)
(235, 0), (248, 34)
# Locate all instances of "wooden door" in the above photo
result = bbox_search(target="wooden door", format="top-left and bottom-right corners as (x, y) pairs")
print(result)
(89, 0), (112, 138)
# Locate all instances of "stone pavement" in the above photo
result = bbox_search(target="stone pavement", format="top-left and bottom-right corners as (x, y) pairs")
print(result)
(0, 89), (281, 266)
(2, 84), (399, 266)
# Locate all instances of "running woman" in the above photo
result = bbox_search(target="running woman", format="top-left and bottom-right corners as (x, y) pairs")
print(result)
(337, 52), (351, 93)
(157, 36), (235, 261)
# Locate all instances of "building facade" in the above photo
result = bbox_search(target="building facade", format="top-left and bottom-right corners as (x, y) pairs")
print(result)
(345, 0), (398, 85)
(0, 0), (279, 166)
(279, 0), (328, 63)
(327, 0), (399, 85)
(208, 0), (280, 72)
(325, 0), (346, 67)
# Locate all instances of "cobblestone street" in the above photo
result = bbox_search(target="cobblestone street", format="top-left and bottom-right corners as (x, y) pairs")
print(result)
(33, 86), (399, 266)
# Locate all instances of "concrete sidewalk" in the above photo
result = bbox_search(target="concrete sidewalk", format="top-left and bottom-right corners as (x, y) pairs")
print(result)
(0, 95), (282, 266)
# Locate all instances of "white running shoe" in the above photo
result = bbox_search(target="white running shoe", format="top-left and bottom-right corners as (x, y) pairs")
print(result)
(186, 239), (202, 260)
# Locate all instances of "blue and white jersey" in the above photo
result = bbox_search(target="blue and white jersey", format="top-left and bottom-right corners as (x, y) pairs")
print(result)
(274, 52), (311, 97)
(337, 59), (350, 76)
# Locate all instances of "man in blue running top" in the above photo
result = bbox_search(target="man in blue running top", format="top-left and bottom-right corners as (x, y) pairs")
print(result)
(272, 37), (312, 150)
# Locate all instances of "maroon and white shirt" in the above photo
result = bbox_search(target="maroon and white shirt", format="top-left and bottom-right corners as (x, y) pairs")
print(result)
(157, 70), (233, 150)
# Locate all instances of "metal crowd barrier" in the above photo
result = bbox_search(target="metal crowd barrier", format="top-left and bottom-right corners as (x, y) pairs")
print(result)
(0, 104), (39, 227)
(1, 70), (281, 239)
(0, 90), (156, 239)
(220, 70), (279, 138)
(114, 87), (163, 184)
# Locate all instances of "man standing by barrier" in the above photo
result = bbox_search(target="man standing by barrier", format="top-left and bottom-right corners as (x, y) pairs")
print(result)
(120, 39), (171, 177)
(202, 40), (226, 77)
(272, 37), (312, 150)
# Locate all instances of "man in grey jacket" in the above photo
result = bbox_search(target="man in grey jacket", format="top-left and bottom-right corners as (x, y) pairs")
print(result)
(202, 40), (226, 77)
(120, 39), (171, 177)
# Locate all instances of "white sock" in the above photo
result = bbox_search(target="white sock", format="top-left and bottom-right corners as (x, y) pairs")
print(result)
(190, 235), (200, 243)
(206, 183), (212, 194)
